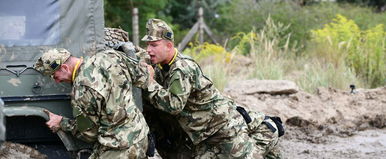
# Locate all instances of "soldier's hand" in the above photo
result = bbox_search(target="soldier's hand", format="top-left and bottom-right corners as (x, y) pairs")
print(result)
(43, 109), (63, 133)
(141, 62), (155, 83)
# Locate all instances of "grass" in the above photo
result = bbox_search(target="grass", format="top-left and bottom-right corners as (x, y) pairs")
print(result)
(183, 13), (382, 93)
(215, 1), (386, 51)
(201, 64), (229, 91)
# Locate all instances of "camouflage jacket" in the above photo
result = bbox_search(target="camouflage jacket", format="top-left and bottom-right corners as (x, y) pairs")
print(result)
(60, 50), (150, 149)
(145, 50), (246, 145)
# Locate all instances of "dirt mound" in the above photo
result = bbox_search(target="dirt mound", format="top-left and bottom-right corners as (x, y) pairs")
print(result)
(224, 80), (386, 158)
(0, 142), (47, 159)
(225, 80), (386, 130)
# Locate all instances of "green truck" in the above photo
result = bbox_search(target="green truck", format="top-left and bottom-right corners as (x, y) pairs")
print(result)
(0, 0), (111, 158)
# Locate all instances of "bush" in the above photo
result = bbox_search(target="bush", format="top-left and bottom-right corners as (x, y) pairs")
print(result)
(185, 15), (381, 93)
(183, 42), (233, 91)
(214, 0), (386, 51)
(184, 42), (233, 63)
(311, 14), (386, 87)
(294, 59), (362, 93)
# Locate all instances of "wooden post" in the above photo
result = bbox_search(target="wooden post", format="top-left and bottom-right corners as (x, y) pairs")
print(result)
(177, 7), (217, 51)
(132, 8), (139, 46)
(198, 7), (204, 44)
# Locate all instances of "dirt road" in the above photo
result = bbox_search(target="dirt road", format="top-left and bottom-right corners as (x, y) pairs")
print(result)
(281, 128), (386, 159)
(224, 80), (386, 158)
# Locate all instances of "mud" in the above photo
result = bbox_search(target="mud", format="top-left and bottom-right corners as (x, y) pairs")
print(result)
(280, 128), (386, 159)
(0, 142), (47, 159)
(2, 79), (384, 159)
(224, 80), (386, 158)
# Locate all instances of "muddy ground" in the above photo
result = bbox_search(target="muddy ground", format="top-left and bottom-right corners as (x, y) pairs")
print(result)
(0, 142), (47, 159)
(1, 79), (384, 159)
(224, 80), (386, 159)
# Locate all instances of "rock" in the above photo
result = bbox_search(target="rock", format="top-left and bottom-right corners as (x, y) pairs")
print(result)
(224, 80), (299, 95)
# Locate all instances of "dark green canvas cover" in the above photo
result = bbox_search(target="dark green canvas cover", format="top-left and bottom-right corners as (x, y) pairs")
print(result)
(0, 0), (105, 98)
(0, 98), (4, 145)
(0, 0), (105, 68)
(0, 0), (105, 152)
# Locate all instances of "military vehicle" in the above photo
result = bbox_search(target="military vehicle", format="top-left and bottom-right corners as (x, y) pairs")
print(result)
(0, 0), (107, 158)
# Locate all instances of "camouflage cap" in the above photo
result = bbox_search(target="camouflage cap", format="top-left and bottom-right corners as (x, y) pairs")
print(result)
(141, 19), (174, 42)
(34, 48), (71, 76)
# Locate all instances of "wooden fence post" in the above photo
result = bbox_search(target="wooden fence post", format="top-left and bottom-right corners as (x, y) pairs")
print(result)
(177, 7), (217, 51)
(132, 8), (139, 46)
(198, 7), (204, 44)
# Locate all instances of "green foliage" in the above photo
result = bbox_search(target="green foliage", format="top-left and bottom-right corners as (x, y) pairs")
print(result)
(201, 64), (229, 91)
(215, 0), (386, 50)
(244, 17), (293, 80)
(104, 0), (229, 46)
(103, 1), (386, 91)
(189, 16), (365, 93)
(183, 42), (232, 91)
(228, 31), (258, 56)
(104, 0), (171, 45)
(216, 0), (317, 49)
(184, 42), (233, 63)
(164, 0), (231, 29)
(246, 16), (364, 91)
(228, 16), (293, 56)
(311, 14), (386, 87)
(294, 60), (361, 93)
(337, 0), (386, 11)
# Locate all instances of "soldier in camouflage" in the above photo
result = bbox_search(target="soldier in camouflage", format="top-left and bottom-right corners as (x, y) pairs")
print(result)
(141, 19), (283, 158)
(34, 48), (151, 159)
(103, 26), (188, 159)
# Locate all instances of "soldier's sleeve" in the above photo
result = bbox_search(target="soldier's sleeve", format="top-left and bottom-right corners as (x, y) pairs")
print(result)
(135, 46), (151, 64)
(146, 70), (192, 115)
(60, 117), (76, 132)
(127, 60), (151, 89)
(60, 85), (101, 143)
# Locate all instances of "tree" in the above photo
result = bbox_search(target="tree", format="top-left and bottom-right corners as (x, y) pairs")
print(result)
(337, 0), (386, 12)
(164, 0), (231, 29)
(104, 0), (231, 44)
(104, 0), (170, 43)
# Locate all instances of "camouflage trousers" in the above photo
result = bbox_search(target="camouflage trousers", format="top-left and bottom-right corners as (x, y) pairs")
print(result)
(247, 112), (281, 159)
(143, 104), (193, 159)
(194, 113), (281, 159)
(89, 136), (148, 159)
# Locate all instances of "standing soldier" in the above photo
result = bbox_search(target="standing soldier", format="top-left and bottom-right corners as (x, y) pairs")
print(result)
(141, 19), (283, 158)
(34, 48), (151, 158)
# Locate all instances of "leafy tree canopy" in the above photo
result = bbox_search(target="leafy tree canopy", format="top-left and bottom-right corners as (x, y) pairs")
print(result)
(104, 0), (230, 43)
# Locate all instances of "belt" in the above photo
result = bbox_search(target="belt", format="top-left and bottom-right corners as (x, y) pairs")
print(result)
(263, 116), (277, 133)
(236, 106), (252, 124)
(236, 106), (284, 137)
(264, 116), (285, 137)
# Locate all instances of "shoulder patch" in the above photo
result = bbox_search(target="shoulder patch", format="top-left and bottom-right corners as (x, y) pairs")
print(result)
(169, 71), (185, 95)
(170, 79), (184, 95)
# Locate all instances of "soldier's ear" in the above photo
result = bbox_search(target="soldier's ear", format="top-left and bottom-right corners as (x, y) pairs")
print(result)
(60, 64), (70, 72)
(166, 40), (173, 49)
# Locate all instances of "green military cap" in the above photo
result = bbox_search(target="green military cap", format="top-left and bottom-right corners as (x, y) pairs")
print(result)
(34, 48), (71, 76)
(141, 18), (174, 42)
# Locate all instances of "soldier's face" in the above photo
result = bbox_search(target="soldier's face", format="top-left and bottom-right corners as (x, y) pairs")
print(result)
(146, 40), (170, 64)
(52, 64), (72, 83)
